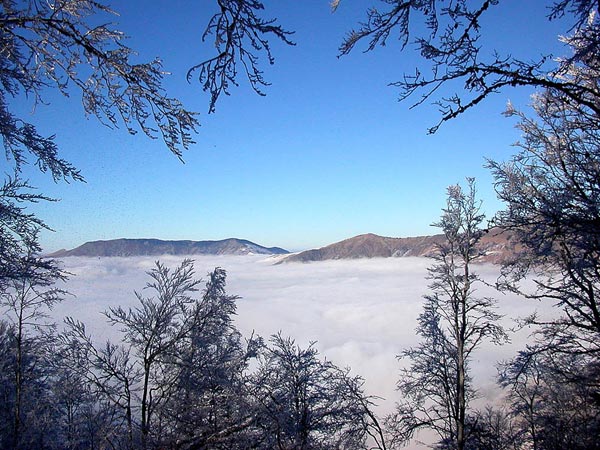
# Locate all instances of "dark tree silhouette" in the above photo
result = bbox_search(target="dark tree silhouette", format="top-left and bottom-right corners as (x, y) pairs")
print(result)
(489, 24), (600, 450)
(190, 0), (295, 113)
(251, 333), (374, 450)
(1, 0), (198, 164)
(0, 0), (293, 288)
(390, 179), (506, 449)
(489, 23), (600, 358)
(500, 351), (600, 450)
(339, 0), (600, 132)
(0, 248), (67, 449)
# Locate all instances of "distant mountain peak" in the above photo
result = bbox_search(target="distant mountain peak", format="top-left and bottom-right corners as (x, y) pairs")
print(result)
(48, 238), (289, 258)
(280, 229), (511, 264)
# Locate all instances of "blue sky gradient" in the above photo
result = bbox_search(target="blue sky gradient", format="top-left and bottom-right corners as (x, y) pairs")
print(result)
(21, 1), (569, 252)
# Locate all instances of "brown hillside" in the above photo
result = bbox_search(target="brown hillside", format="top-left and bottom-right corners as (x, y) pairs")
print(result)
(282, 229), (511, 264)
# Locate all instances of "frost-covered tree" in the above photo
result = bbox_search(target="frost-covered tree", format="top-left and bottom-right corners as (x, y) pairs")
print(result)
(251, 333), (374, 450)
(488, 22), (600, 449)
(102, 259), (204, 450)
(60, 319), (140, 450)
(0, 321), (63, 450)
(489, 19), (600, 359)
(339, 0), (599, 133)
(0, 0), (292, 297)
(60, 260), (201, 449)
(0, 0), (197, 290)
(390, 179), (506, 449)
(59, 260), (262, 450)
(157, 267), (260, 449)
(0, 250), (67, 449)
(191, 0), (295, 113)
(499, 351), (600, 450)
(461, 406), (522, 450)
(0, 3), (294, 442)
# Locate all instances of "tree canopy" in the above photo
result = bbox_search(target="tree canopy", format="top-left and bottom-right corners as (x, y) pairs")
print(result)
(339, 0), (600, 132)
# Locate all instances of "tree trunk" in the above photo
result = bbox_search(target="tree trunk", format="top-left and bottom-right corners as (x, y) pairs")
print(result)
(456, 344), (465, 450)
(125, 379), (134, 450)
(456, 261), (470, 450)
(13, 300), (24, 450)
(141, 359), (151, 450)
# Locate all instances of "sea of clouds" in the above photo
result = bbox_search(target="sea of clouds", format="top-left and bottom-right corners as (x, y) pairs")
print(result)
(51, 254), (548, 439)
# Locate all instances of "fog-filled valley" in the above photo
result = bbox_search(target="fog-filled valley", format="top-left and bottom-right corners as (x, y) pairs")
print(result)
(4, 0), (600, 448)
(53, 255), (541, 416)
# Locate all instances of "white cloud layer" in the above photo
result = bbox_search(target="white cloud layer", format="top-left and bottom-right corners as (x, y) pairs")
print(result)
(52, 255), (549, 447)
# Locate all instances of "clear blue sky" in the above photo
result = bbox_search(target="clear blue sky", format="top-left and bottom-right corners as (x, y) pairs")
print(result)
(22, 0), (569, 252)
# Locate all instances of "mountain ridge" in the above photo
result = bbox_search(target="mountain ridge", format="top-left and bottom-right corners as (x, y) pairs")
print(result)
(279, 229), (511, 264)
(48, 238), (289, 257)
(48, 230), (513, 262)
